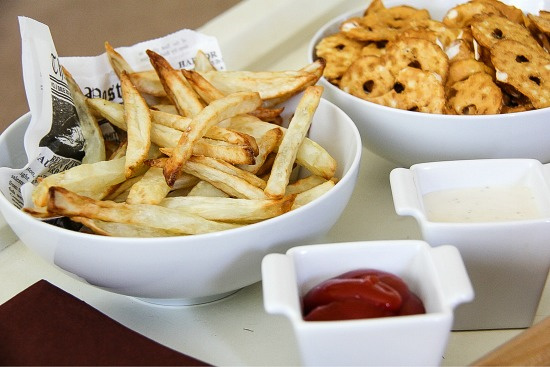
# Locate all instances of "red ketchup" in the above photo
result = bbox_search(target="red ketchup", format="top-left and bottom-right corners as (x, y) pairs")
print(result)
(302, 269), (425, 321)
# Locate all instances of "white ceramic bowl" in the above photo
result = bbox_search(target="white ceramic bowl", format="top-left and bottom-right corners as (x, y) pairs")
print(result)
(262, 240), (473, 366)
(308, 0), (550, 167)
(390, 159), (550, 330)
(0, 95), (361, 305)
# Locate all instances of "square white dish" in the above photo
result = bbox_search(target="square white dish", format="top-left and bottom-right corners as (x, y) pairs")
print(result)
(262, 240), (473, 366)
(390, 159), (550, 330)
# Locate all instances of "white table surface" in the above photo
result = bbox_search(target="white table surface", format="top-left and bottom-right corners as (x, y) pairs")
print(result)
(1, 0), (549, 365)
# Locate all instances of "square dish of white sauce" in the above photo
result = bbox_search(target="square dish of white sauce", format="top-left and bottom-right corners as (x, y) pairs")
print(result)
(389, 159), (550, 331)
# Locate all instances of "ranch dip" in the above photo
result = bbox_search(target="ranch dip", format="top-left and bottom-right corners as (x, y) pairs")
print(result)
(423, 186), (541, 223)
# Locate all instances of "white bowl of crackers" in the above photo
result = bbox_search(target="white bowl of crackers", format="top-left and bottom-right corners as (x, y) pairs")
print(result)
(0, 49), (362, 305)
(309, 0), (550, 167)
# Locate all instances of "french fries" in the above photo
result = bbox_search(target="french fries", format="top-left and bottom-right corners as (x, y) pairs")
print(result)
(63, 67), (106, 164)
(162, 91), (262, 186)
(120, 71), (152, 178)
(47, 187), (241, 235)
(265, 85), (323, 199)
(23, 45), (339, 237)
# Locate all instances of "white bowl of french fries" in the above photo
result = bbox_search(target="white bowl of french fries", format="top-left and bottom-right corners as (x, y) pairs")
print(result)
(309, 0), (550, 167)
(0, 47), (361, 305)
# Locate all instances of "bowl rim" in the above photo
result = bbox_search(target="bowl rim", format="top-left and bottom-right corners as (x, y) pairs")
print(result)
(0, 96), (362, 244)
(307, 5), (550, 120)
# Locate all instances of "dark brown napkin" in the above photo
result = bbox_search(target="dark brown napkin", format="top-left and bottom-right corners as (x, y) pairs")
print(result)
(0, 279), (211, 366)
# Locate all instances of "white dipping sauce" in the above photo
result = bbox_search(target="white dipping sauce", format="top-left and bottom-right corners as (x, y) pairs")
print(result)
(423, 186), (541, 222)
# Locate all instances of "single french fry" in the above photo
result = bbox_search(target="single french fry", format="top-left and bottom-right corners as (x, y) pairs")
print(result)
(193, 49), (216, 72)
(262, 59), (326, 107)
(182, 69), (225, 103)
(22, 205), (55, 219)
(145, 156), (267, 199)
(187, 180), (229, 197)
(147, 49), (204, 117)
(160, 195), (295, 223)
(126, 167), (171, 205)
(47, 186), (241, 235)
(198, 67), (320, 101)
(63, 67), (106, 164)
(291, 180), (335, 210)
(248, 107), (285, 122)
(108, 140), (128, 160)
(194, 139), (256, 165)
(191, 155), (266, 189)
(182, 69), (288, 123)
(73, 216), (179, 237)
(285, 175), (328, 195)
(32, 157), (127, 207)
(238, 127), (283, 174)
(104, 41), (134, 77)
(128, 60), (324, 102)
(151, 104), (179, 114)
(103, 174), (142, 202)
(203, 126), (258, 154)
(120, 71), (152, 178)
(265, 86), (323, 199)
(162, 91), (262, 186)
(256, 152), (277, 177)
(128, 69), (165, 97)
(160, 139), (256, 166)
(183, 158), (268, 199)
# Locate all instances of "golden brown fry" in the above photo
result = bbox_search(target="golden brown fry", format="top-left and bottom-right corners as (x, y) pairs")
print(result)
(32, 158), (127, 207)
(128, 60), (324, 103)
(203, 126), (258, 155)
(163, 91), (262, 186)
(160, 139), (256, 166)
(194, 49), (216, 72)
(73, 216), (179, 237)
(63, 67), (106, 164)
(160, 195), (295, 223)
(104, 41), (134, 77)
(187, 180), (229, 197)
(146, 49), (204, 117)
(265, 86), (323, 199)
(262, 58), (326, 107)
(182, 69), (287, 122)
(291, 180), (335, 210)
(238, 127), (282, 174)
(248, 107), (285, 122)
(22, 205), (55, 219)
(103, 174), (142, 202)
(151, 104), (179, 114)
(256, 152), (276, 177)
(285, 175), (328, 195)
(120, 71), (152, 178)
(199, 67), (320, 101)
(193, 139), (256, 165)
(191, 155), (266, 189)
(183, 158), (268, 199)
(126, 167), (171, 205)
(108, 140), (128, 160)
(128, 70), (164, 97)
(182, 69), (225, 103)
(47, 186), (241, 235)
(145, 156), (266, 198)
